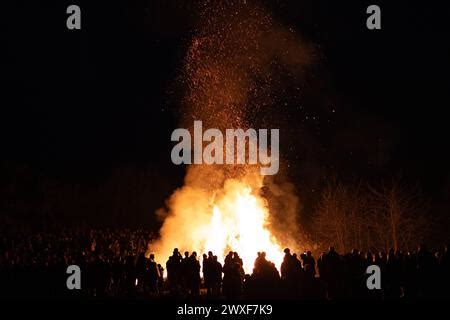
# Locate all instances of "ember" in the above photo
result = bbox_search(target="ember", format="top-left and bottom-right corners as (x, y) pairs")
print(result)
(151, 0), (312, 272)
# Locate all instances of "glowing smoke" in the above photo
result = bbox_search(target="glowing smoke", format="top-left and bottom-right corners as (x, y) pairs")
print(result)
(151, 0), (315, 271)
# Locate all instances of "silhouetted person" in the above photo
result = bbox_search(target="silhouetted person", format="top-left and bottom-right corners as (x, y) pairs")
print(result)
(144, 254), (159, 296)
(403, 251), (418, 298)
(181, 251), (190, 293)
(211, 255), (222, 296)
(251, 251), (280, 298)
(438, 244), (450, 297)
(281, 248), (299, 297)
(300, 263), (326, 299)
(223, 252), (243, 299)
(417, 243), (437, 297)
(225, 251), (234, 265)
(187, 252), (201, 297)
(281, 248), (293, 280)
(157, 263), (164, 294)
(166, 248), (182, 295)
(203, 251), (214, 296)
(304, 251), (316, 276)
(135, 252), (146, 293)
(322, 246), (343, 299)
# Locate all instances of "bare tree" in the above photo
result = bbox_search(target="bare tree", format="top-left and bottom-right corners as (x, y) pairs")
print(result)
(314, 179), (367, 253)
(313, 178), (430, 253)
(368, 179), (429, 252)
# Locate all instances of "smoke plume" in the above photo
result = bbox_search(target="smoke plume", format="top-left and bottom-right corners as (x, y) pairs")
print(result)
(151, 0), (315, 267)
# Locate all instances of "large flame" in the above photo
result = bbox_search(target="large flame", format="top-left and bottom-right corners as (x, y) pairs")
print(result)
(200, 179), (284, 273)
(152, 168), (285, 274)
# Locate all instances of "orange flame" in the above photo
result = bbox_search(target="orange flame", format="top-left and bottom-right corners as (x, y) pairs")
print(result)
(151, 168), (285, 274)
(200, 180), (284, 273)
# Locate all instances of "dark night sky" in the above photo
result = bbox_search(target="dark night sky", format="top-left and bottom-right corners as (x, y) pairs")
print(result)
(1, 0), (450, 227)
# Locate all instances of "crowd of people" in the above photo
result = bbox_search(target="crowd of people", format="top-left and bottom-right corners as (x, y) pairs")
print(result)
(1, 228), (450, 299)
(0, 228), (155, 297)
